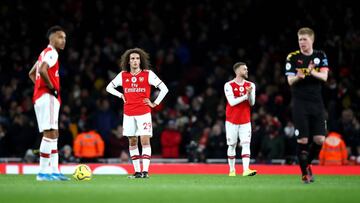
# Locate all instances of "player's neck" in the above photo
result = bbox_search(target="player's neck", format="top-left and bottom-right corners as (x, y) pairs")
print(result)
(301, 48), (313, 56)
(130, 67), (141, 75)
(234, 77), (245, 84)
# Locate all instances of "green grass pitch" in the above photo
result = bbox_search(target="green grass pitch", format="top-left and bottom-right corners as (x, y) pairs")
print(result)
(1, 174), (359, 203)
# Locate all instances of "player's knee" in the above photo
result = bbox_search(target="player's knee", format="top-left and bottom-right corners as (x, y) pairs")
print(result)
(297, 137), (308, 144)
(313, 136), (325, 145)
(128, 136), (138, 146)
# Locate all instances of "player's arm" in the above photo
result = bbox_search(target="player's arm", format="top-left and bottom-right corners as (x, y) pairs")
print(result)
(145, 71), (169, 108)
(28, 61), (38, 84)
(285, 54), (305, 86)
(38, 62), (55, 90)
(308, 53), (329, 82)
(106, 72), (126, 103)
(247, 83), (256, 106)
(224, 83), (248, 107)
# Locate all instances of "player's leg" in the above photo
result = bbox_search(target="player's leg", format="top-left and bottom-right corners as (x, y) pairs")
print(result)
(140, 136), (151, 178)
(239, 122), (256, 176)
(292, 101), (312, 183)
(34, 94), (57, 181)
(123, 114), (142, 178)
(136, 113), (153, 178)
(225, 121), (238, 176)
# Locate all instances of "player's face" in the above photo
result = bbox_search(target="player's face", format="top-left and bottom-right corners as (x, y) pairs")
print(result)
(53, 31), (66, 50)
(236, 65), (248, 79)
(129, 53), (141, 69)
(298, 34), (313, 53)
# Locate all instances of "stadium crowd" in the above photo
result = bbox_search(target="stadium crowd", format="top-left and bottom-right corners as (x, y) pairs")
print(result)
(0, 0), (359, 164)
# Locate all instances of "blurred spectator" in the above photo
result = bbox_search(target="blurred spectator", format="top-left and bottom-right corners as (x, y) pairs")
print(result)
(161, 120), (182, 158)
(260, 115), (284, 162)
(74, 129), (105, 163)
(206, 123), (226, 158)
(23, 149), (37, 163)
(336, 109), (360, 158)
(108, 124), (129, 162)
(59, 145), (78, 163)
(319, 132), (348, 165)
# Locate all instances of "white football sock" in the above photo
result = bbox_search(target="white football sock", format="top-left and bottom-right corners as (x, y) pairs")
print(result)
(241, 142), (251, 171)
(129, 146), (141, 172)
(227, 145), (236, 172)
(50, 138), (59, 174)
(39, 137), (53, 174)
(142, 144), (151, 172)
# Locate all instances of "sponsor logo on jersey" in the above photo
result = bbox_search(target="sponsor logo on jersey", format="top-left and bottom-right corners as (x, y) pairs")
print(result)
(124, 87), (146, 93)
(239, 87), (244, 92)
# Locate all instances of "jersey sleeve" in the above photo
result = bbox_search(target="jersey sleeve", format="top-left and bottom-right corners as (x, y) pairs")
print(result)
(285, 53), (296, 76)
(43, 50), (58, 67)
(110, 72), (123, 87)
(148, 70), (162, 87)
(224, 82), (234, 98)
(319, 51), (329, 70)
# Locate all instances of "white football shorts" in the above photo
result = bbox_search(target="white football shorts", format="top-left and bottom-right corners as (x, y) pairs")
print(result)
(225, 121), (251, 145)
(34, 93), (60, 133)
(123, 113), (153, 137)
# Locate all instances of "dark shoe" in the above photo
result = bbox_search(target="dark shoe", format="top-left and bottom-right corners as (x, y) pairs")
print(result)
(302, 175), (311, 184)
(306, 165), (315, 182)
(128, 172), (143, 179)
(142, 171), (149, 178)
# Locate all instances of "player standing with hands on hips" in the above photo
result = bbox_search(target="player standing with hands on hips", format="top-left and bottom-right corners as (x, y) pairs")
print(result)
(29, 25), (70, 181)
(106, 48), (168, 178)
(285, 27), (329, 183)
(224, 62), (257, 177)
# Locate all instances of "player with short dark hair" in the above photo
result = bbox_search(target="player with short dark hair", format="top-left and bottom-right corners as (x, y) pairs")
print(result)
(29, 25), (70, 181)
(106, 48), (169, 178)
(224, 62), (257, 177)
(285, 27), (329, 183)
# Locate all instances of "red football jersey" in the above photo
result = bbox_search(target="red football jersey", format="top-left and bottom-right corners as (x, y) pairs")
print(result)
(33, 45), (60, 103)
(225, 80), (254, 124)
(110, 70), (162, 116)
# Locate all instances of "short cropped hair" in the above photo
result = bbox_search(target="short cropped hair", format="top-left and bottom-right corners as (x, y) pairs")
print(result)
(233, 62), (246, 72)
(46, 25), (65, 39)
(297, 27), (315, 40)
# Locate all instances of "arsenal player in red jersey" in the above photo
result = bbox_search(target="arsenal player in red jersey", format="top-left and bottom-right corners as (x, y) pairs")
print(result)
(28, 26), (69, 181)
(224, 62), (257, 177)
(106, 48), (168, 178)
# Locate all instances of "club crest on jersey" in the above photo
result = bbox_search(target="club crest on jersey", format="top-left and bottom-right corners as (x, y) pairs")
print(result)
(314, 58), (320, 65)
(139, 77), (144, 82)
(131, 77), (137, 83)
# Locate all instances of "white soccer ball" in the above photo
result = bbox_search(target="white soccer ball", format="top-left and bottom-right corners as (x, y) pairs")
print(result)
(73, 164), (92, 181)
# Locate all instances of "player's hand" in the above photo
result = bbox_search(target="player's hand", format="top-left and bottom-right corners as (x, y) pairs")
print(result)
(49, 88), (58, 98)
(144, 98), (157, 108)
(245, 86), (252, 95)
(296, 68), (305, 79)
(119, 94), (126, 103)
(308, 60), (315, 75)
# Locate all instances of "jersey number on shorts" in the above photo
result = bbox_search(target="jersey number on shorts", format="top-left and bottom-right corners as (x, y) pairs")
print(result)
(143, 122), (152, 131)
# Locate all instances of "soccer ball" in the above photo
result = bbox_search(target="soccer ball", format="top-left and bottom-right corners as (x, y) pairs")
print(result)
(73, 164), (92, 181)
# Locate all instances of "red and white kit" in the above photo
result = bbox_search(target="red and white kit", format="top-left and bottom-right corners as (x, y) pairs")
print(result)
(110, 70), (163, 137)
(33, 45), (60, 133)
(224, 79), (255, 145)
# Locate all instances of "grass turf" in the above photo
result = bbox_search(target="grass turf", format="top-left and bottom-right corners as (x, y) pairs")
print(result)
(0, 174), (359, 203)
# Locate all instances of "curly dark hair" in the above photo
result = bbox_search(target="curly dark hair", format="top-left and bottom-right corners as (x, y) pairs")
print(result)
(119, 48), (151, 72)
